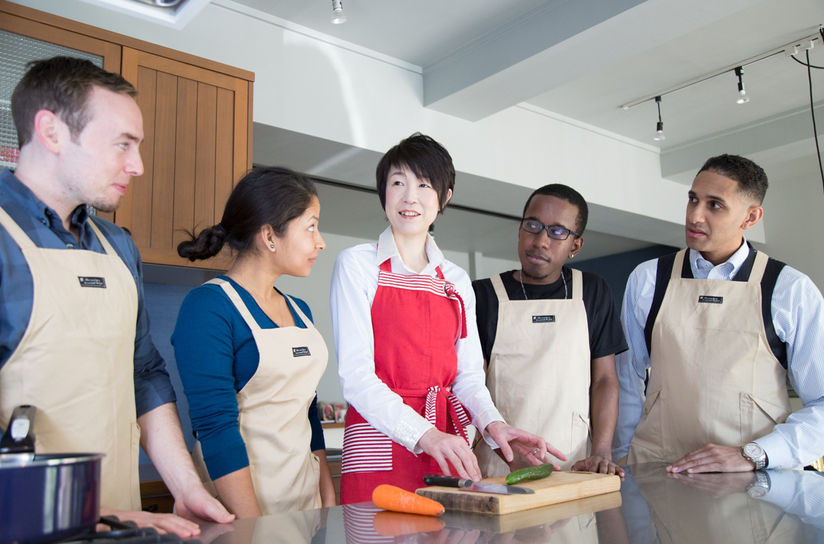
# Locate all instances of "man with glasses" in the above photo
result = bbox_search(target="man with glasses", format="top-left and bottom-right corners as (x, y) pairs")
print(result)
(614, 154), (824, 473)
(472, 184), (627, 476)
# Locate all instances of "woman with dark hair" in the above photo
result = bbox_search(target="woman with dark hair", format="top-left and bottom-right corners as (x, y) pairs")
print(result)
(330, 134), (565, 504)
(172, 167), (334, 517)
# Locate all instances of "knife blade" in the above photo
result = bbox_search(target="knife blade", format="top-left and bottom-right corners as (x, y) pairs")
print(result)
(423, 474), (534, 494)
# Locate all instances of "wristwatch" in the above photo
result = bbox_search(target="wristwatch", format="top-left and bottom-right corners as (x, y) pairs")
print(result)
(741, 442), (768, 470)
(746, 470), (771, 498)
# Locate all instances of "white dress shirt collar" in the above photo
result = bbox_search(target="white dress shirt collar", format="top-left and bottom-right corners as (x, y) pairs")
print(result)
(376, 226), (446, 275)
(689, 239), (751, 280)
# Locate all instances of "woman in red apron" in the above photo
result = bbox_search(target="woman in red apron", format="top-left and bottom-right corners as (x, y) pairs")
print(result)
(330, 133), (564, 504)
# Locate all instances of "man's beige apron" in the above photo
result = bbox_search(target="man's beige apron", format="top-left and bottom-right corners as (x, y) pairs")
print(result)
(630, 463), (805, 544)
(0, 207), (141, 510)
(628, 249), (791, 463)
(475, 270), (591, 475)
(193, 278), (327, 514)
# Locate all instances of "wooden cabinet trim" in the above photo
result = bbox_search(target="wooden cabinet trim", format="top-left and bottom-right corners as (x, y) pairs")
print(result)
(0, 11), (121, 73)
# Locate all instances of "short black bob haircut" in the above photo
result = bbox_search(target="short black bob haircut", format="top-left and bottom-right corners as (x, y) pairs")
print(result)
(375, 133), (455, 212)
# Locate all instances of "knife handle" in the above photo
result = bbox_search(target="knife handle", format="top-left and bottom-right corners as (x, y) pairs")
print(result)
(423, 474), (472, 488)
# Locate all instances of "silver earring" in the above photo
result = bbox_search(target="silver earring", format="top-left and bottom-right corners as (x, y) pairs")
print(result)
(270, 244), (275, 249)
(569, 254), (574, 259)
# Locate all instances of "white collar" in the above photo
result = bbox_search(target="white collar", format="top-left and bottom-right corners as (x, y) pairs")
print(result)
(376, 226), (445, 274)
(689, 239), (751, 279)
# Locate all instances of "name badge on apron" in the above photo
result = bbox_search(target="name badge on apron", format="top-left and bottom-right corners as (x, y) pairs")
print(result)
(698, 295), (723, 304)
(292, 346), (311, 357)
(532, 315), (556, 323)
(78, 276), (107, 288)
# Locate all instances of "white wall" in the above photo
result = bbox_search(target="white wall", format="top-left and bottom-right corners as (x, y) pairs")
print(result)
(759, 169), (824, 292)
(15, 0), (687, 232)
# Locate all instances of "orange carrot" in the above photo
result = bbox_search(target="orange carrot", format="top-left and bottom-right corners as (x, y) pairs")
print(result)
(372, 511), (445, 536)
(371, 484), (445, 516)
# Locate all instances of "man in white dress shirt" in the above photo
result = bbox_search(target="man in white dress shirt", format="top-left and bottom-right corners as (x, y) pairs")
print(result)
(614, 154), (824, 472)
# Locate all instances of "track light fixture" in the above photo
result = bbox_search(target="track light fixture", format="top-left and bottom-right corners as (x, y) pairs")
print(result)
(620, 30), (821, 111)
(735, 66), (750, 104)
(653, 96), (665, 141)
(331, 0), (347, 24)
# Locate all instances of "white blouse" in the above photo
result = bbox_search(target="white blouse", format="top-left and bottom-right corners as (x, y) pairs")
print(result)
(330, 226), (503, 453)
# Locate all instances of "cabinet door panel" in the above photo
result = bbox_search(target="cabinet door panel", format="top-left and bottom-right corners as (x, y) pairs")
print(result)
(193, 82), (217, 241)
(215, 87), (238, 232)
(172, 78), (198, 252)
(149, 71), (177, 252)
(119, 47), (251, 269)
(122, 65), (157, 249)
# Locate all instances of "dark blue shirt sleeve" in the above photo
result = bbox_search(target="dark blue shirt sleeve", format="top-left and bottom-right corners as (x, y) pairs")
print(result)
(308, 394), (326, 452)
(172, 285), (250, 480)
(92, 218), (176, 416)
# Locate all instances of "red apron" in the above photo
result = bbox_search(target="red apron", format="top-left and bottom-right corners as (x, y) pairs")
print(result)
(340, 259), (471, 504)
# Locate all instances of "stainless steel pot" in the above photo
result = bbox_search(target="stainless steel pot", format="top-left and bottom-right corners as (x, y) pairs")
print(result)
(0, 405), (102, 544)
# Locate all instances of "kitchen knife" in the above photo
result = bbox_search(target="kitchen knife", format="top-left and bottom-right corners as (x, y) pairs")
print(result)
(423, 475), (534, 494)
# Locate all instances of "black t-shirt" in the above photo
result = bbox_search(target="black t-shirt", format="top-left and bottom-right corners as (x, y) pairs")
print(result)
(472, 268), (628, 363)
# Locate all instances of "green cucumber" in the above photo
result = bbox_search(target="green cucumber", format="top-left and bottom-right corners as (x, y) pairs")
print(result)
(505, 463), (554, 485)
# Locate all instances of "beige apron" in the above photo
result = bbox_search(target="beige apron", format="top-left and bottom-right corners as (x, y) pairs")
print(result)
(0, 206), (141, 510)
(631, 463), (805, 544)
(628, 249), (791, 464)
(475, 270), (591, 475)
(193, 278), (327, 514)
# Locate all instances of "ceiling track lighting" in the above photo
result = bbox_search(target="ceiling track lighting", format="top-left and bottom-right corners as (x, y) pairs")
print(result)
(620, 29), (822, 111)
(331, 0), (347, 24)
(653, 96), (665, 141)
(735, 66), (750, 104)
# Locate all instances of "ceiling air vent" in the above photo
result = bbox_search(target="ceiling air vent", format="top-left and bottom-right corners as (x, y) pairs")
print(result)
(77, 0), (210, 28)
(129, 0), (184, 6)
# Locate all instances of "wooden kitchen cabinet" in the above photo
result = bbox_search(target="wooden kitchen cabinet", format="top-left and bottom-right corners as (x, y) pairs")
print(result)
(0, 0), (254, 270)
(117, 48), (252, 269)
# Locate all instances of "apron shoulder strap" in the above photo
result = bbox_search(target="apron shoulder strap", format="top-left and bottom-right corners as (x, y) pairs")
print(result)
(86, 218), (118, 256)
(644, 250), (681, 355)
(208, 278), (263, 333)
(0, 205), (36, 249)
(490, 274), (509, 301)
(570, 268), (583, 300)
(283, 294), (314, 328)
(759, 253), (788, 369)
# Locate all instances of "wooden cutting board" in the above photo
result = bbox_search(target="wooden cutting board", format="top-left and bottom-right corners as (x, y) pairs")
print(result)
(415, 471), (621, 515)
(441, 491), (622, 532)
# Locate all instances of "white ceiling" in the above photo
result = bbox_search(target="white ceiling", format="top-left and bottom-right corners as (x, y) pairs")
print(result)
(96, 0), (822, 261)
(232, 0), (824, 156)
(231, 0), (824, 261)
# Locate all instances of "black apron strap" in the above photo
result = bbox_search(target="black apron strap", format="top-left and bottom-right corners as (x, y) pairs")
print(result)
(644, 252), (677, 356)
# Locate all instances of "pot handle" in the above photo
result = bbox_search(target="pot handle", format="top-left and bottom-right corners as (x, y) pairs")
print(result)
(0, 404), (37, 455)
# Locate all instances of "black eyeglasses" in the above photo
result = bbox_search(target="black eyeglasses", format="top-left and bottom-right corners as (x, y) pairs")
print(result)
(520, 219), (580, 240)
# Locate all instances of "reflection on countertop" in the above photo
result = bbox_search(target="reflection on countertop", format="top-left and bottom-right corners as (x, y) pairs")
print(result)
(197, 464), (824, 543)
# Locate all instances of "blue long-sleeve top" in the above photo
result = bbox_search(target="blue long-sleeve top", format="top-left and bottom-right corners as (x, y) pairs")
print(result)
(171, 275), (325, 480)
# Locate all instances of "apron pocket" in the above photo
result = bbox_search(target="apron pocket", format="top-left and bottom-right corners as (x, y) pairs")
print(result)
(636, 389), (665, 453)
(341, 423), (393, 474)
(570, 412), (591, 462)
(739, 393), (791, 444)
